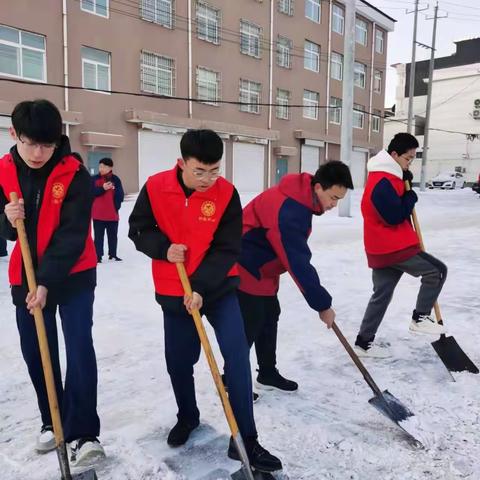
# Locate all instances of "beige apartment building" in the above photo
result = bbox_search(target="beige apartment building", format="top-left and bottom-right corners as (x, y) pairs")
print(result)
(0, 0), (394, 193)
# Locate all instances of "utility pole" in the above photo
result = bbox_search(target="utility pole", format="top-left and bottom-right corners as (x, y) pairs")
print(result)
(420, 3), (447, 191)
(338, 0), (355, 218)
(406, 1), (428, 133)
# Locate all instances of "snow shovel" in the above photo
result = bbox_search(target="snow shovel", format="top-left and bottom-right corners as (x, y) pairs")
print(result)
(405, 183), (479, 375)
(10, 192), (98, 480)
(331, 321), (422, 446)
(177, 263), (269, 480)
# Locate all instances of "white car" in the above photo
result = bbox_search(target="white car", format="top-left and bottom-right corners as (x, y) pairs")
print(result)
(428, 172), (465, 189)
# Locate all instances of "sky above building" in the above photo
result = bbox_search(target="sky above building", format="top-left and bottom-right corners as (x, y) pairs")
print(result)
(369, 0), (480, 107)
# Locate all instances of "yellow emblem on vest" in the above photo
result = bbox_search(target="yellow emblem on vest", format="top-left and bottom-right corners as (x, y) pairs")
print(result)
(52, 182), (65, 203)
(201, 200), (216, 217)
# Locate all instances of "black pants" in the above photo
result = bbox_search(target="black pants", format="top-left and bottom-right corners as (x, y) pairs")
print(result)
(237, 290), (281, 374)
(0, 237), (7, 256)
(93, 220), (119, 259)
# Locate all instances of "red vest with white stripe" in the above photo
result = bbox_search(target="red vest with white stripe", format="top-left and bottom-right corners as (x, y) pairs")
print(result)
(146, 166), (238, 296)
(0, 153), (97, 286)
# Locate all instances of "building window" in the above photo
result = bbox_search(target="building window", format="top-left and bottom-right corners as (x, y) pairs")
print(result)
(140, 0), (174, 28)
(140, 51), (175, 96)
(0, 25), (46, 82)
(197, 2), (220, 44)
(329, 96), (342, 124)
(239, 79), (261, 114)
(374, 70), (382, 93)
(276, 88), (290, 120)
(82, 46), (110, 91)
(355, 18), (368, 46)
(240, 20), (262, 58)
(277, 36), (292, 68)
(353, 103), (365, 129)
(330, 52), (343, 81)
(303, 89), (319, 119)
(278, 0), (294, 16)
(332, 4), (344, 35)
(304, 40), (320, 72)
(305, 0), (321, 23)
(372, 109), (381, 132)
(196, 67), (220, 105)
(354, 61), (366, 88)
(81, 0), (108, 17)
(375, 29), (384, 54)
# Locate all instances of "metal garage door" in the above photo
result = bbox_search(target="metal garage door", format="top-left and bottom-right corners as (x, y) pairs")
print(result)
(350, 149), (367, 188)
(232, 142), (265, 195)
(0, 127), (13, 156)
(301, 145), (319, 173)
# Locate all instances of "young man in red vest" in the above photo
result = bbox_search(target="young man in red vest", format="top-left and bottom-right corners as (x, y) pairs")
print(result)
(354, 133), (447, 358)
(92, 157), (124, 263)
(0, 100), (104, 466)
(237, 161), (353, 392)
(128, 129), (282, 474)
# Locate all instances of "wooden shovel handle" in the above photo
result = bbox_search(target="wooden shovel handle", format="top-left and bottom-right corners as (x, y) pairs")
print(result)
(404, 182), (443, 324)
(176, 262), (240, 437)
(9, 192), (65, 446)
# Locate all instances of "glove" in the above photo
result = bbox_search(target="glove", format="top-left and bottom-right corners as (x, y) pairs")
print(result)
(403, 170), (413, 188)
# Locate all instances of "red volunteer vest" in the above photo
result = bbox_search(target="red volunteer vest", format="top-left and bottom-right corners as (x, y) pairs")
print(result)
(0, 153), (97, 286)
(361, 171), (419, 255)
(92, 175), (119, 221)
(146, 166), (238, 296)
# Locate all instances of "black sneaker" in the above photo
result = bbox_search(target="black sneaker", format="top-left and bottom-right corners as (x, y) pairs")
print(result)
(228, 437), (282, 473)
(109, 255), (122, 261)
(222, 374), (259, 403)
(69, 437), (105, 467)
(167, 419), (199, 447)
(256, 369), (298, 392)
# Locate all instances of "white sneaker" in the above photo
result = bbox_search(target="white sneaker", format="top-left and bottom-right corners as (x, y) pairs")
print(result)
(409, 315), (444, 335)
(354, 343), (391, 359)
(69, 438), (105, 467)
(35, 426), (56, 453)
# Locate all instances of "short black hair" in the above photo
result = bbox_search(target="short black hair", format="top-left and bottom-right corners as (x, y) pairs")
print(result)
(387, 133), (419, 156)
(71, 152), (84, 164)
(99, 157), (113, 167)
(311, 160), (354, 190)
(11, 99), (62, 144)
(180, 129), (223, 165)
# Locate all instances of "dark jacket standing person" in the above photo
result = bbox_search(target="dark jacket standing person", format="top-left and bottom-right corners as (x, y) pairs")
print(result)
(0, 100), (105, 467)
(0, 236), (7, 256)
(128, 129), (282, 474)
(92, 158), (124, 262)
(354, 133), (447, 358)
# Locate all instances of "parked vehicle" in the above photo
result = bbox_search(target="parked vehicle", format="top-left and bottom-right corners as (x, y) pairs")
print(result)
(472, 173), (480, 194)
(427, 172), (465, 189)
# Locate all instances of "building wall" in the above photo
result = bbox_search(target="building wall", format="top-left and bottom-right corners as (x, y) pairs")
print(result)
(0, 0), (393, 193)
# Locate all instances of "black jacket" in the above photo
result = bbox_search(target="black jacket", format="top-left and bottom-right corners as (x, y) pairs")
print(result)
(0, 136), (96, 309)
(128, 169), (242, 312)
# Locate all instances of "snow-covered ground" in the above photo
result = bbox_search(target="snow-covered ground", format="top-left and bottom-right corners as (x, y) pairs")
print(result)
(1, 188), (479, 480)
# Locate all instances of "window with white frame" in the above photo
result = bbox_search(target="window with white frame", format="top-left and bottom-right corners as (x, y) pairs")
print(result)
(353, 103), (365, 129)
(82, 46), (110, 91)
(375, 29), (384, 54)
(278, 0), (294, 16)
(141, 0), (174, 28)
(372, 109), (381, 132)
(196, 67), (220, 105)
(140, 51), (175, 96)
(303, 89), (319, 119)
(332, 4), (344, 35)
(0, 25), (46, 81)
(197, 2), (220, 44)
(305, 0), (321, 23)
(374, 70), (382, 93)
(239, 79), (261, 113)
(355, 18), (368, 45)
(240, 20), (261, 58)
(304, 40), (320, 72)
(81, 0), (108, 17)
(277, 36), (292, 68)
(354, 61), (366, 88)
(329, 96), (342, 124)
(276, 88), (290, 120)
(330, 52), (343, 81)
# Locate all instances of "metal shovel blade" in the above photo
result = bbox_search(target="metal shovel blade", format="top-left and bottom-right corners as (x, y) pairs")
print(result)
(369, 390), (422, 446)
(231, 469), (277, 480)
(72, 469), (98, 480)
(431, 334), (479, 374)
